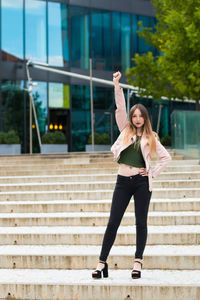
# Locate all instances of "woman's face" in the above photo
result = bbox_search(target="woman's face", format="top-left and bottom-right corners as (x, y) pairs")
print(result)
(132, 108), (145, 129)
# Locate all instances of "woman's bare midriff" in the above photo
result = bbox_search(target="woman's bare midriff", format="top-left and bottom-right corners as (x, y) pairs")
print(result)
(118, 163), (141, 176)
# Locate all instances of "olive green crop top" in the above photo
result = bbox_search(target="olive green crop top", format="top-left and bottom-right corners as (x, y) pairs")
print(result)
(117, 135), (145, 168)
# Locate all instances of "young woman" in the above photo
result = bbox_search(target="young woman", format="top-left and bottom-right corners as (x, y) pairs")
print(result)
(92, 71), (172, 279)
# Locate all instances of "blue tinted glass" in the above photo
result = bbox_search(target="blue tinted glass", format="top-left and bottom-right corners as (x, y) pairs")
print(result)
(91, 10), (111, 70)
(151, 17), (159, 56)
(25, 0), (47, 62)
(1, 0), (23, 61)
(70, 6), (90, 69)
(138, 15), (151, 54)
(121, 13), (131, 72)
(31, 81), (47, 132)
(112, 12), (121, 70)
(48, 2), (69, 66)
(132, 15), (138, 57)
(93, 86), (112, 110)
(1, 80), (26, 152)
(71, 85), (90, 151)
(112, 12), (131, 72)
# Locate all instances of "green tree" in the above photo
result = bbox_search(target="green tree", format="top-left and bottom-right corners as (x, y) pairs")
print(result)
(126, 0), (200, 110)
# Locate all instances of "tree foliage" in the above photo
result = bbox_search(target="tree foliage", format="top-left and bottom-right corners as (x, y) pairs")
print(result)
(126, 0), (200, 110)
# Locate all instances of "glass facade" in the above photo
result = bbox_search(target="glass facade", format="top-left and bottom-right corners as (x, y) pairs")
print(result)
(25, 0), (47, 62)
(171, 111), (200, 159)
(48, 2), (69, 66)
(49, 83), (70, 109)
(31, 81), (48, 133)
(91, 9), (111, 70)
(1, 0), (23, 61)
(0, 1), (197, 153)
(112, 12), (131, 72)
(70, 6), (90, 69)
(1, 1), (157, 68)
(0, 80), (28, 152)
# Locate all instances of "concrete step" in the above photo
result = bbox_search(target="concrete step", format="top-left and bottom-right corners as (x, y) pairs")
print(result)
(0, 269), (199, 300)
(0, 159), (198, 170)
(0, 198), (199, 213)
(0, 211), (199, 227)
(0, 171), (200, 184)
(0, 179), (200, 192)
(0, 245), (198, 270)
(0, 149), (176, 160)
(0, 225), (199, 245)
(0, 168), (118, 176)
(0, 165), (200, 176)
(1, 187), (200, 201)
(0, 155), (184, 166)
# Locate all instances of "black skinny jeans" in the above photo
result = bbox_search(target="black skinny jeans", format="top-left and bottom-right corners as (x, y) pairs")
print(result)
(99, 173), (152, 261)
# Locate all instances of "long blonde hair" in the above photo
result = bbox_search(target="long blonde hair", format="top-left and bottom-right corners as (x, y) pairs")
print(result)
(122, 103), (158, 157)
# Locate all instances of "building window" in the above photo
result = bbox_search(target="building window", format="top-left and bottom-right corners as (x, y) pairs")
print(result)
(1, 80), (25, 151)
(112, 12), (131, 72)
(25, 0), (47, 63)
(70, 6), (90, 69)
(49, 83), (70, 109)
(91, 9), (111, 70)
(132, 14), (138, 56)
(1, 0), (23, 61)
(138, 15), (152, 54)
(31, 81), (47, 133)
(71, 85), (90, 151)
(48, 2), (69, 66)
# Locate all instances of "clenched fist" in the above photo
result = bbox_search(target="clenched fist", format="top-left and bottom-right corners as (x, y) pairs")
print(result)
(113, 71), (121, 87)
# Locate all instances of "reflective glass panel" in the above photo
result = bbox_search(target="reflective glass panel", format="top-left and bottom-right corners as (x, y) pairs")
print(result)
(31, 81), (47, 133)
(91, 9), (111, 70)
(70, 6), (90, 69)
(48, 2), (69, 66)
(25, 0), (47, 62)
(49, 83), (70, 108)
(138, 15), (151, 54)
(121, 13), (131, 72)
(71, 85), (90, 151)
(1, 0), (23, 61)
(132, 15), (138, 57)
(112, 12), (131, 72)
(1, 80), (25, 150)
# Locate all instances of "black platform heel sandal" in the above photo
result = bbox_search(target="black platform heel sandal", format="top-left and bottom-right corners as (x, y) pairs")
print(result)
(131, 259), (143, 279)
(92, 260), (109, 279)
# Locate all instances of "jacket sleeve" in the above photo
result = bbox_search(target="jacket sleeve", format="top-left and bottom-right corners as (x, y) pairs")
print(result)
(114, 86), (129, 132)
(151, 135), (172, 178)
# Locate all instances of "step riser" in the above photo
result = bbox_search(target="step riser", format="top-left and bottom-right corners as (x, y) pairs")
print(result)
(1, 189), (200, 201)
(0, 155), (181, 166)
(1, 166), (200, 176)
(0, 233), (198, 245)
(0, 283), (199, 300)
(0, 255), (199, 270)
(0, 160), (198, 170)
(1, 180), (200, 192)
(0, 201), (199, 213)
(0, 215), (199, 227)
(0, 169), (118, 176)
(1, 173), (200, 184)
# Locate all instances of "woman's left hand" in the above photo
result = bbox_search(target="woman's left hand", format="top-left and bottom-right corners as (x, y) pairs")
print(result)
(139, 168), (148, 176)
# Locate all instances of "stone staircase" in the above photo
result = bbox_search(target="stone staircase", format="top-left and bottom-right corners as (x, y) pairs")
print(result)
(0, 150), (199, 300)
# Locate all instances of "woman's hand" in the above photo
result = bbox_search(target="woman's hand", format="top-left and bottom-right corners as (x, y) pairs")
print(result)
(139, 168), (148, 176)
(113, 71), (121, 87)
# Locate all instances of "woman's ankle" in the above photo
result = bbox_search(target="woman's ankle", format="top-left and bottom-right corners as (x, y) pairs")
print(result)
(99, 260), (106, 264)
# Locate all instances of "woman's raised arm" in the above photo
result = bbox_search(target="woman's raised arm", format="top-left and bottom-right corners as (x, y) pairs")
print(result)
(113, 72), (129, 132)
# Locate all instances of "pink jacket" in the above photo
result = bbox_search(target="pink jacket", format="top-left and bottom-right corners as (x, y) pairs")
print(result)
(111, 87), (172, 192)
